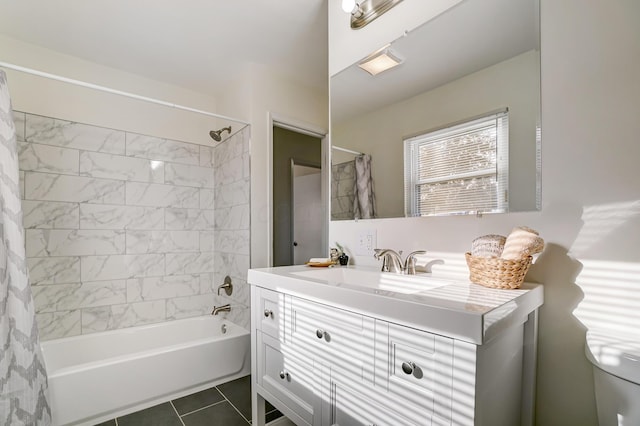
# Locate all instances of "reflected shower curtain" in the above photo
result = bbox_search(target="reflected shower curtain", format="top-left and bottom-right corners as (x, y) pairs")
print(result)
(0, 70), (51, 425)
(353, 154), (376, 219)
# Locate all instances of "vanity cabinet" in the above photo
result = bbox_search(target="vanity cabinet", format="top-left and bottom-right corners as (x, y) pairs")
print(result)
(249, 266), (542, 426)
(252, 287), (477, 425)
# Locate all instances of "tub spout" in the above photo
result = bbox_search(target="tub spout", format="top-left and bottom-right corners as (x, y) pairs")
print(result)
(211, 304), (231, 315)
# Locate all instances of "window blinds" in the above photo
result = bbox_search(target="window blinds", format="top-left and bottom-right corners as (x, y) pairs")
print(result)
(404, 110), (509, 216)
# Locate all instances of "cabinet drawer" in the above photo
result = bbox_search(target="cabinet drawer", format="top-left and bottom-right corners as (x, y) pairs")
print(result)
(291, 297), (374, 383)
(377, 322), (454, 423)
(258, 333), (321, 426)
(328, 378), (419, 426)
(257, 287), (286, 340)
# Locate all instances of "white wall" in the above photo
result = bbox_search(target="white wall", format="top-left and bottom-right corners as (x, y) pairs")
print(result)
(0, 34), (226, 146)
(329, 0), (640, 425)
(219, 63), (328, 268)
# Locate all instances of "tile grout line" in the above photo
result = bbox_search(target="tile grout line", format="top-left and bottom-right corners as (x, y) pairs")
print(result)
(176, 398), (226, 417)
(169, 400), (186, 426)
(216, 388), (251, 425)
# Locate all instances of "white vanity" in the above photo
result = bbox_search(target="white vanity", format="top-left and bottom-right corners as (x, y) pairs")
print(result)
(249, 265), (543, 426)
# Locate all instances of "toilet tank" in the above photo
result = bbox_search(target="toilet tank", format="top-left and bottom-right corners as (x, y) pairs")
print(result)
(585, 329), (640, 426)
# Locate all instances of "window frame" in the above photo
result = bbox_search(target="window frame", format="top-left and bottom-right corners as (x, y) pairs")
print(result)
(404, 109), (509, 217)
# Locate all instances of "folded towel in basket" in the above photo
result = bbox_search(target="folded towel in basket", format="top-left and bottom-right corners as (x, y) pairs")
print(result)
(500, 226), (544, 260)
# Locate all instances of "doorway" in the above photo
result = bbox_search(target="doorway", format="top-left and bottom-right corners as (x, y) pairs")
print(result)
(272, 124), (325, 266)
(291, 161), (323, 265)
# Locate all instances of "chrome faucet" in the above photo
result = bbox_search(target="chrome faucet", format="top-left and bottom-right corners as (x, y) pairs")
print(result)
(373, 249), (404, 273)
(211, 304), (231, 315)
(374, 249), (427, 275)
(404, 250), (427, 275)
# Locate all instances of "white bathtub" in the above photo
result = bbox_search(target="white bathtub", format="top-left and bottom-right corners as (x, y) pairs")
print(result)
(41, 316), (250, 426)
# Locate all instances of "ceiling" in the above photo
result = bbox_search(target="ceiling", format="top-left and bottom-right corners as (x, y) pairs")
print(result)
(0, 0), (328, 97)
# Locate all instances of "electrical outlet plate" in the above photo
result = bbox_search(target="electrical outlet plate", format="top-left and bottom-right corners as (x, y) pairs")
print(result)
(355, 229), (377, 256)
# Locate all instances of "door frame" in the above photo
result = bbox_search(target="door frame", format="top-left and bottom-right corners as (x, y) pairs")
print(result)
(268, 112), (328, 267)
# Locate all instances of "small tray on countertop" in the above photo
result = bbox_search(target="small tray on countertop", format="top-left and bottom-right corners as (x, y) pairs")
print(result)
(305, 261), (335, 267)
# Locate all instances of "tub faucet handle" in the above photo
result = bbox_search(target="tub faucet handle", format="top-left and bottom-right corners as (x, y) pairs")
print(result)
(217, 276), (233, 296)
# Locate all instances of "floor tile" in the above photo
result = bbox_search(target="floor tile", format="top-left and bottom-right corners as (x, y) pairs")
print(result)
(117, 402), (182, 426)
(182, 401), (249, 426)
(173, 387), (225, 415)
(266, 399), (276, 413)
(266, 409), (284, 423)
(216, 375), (252, 420)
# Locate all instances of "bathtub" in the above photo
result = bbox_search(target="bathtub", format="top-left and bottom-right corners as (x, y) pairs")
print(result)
(41, 316), (250, 426)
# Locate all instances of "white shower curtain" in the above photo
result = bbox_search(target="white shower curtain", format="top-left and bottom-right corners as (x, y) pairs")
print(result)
(0, 70), (51, 425)
(353, 154), (376, 219)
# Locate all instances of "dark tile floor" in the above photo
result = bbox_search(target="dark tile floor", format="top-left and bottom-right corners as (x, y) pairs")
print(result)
(94, 375), (282, 426)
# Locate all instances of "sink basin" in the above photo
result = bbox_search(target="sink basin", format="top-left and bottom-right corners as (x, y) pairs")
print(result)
(292, 267), (448, 295)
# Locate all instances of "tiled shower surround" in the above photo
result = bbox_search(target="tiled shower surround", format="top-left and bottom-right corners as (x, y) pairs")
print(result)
(14, 111), (251, 340)
(331, 160), (355, 220)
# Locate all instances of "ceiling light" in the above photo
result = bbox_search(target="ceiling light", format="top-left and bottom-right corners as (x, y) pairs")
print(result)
(358, 47), (403, 76)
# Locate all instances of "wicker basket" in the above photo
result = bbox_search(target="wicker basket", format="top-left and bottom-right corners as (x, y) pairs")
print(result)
(465, 252), (532, 289)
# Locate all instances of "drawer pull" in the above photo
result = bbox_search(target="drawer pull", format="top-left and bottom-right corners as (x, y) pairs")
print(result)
(315, 329), (325, 339)
(279, 370), (290, 380)
(264, 309), (273, 318)
(402, 361), (417, 375)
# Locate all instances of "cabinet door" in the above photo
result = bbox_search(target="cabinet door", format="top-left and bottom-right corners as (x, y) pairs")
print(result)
(375, 321), (454, 424)
(258, 333), (322, 426)
(328, 378), (423, 426)
(291, 297), (375, 384)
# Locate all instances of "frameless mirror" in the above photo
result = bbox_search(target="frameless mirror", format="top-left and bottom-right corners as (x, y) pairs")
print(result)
(330, 0), (540, 220)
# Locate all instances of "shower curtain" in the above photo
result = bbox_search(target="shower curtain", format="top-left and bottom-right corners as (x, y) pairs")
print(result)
(0, 70), (51, 425)
(353, 154), (376, 219)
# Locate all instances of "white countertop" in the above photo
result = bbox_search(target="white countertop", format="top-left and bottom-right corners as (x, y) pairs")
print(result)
(248, 264), (543, 345)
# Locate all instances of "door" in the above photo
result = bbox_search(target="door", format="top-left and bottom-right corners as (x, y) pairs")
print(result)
(292, 162), (323, 265)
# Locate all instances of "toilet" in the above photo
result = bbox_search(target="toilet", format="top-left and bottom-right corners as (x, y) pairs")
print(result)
(585, 329), (640, 426)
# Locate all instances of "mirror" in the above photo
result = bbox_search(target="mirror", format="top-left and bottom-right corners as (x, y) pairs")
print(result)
(330, 0), (540, 220)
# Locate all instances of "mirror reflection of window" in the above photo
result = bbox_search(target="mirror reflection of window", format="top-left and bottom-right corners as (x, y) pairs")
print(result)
(404, 110), (509, 217)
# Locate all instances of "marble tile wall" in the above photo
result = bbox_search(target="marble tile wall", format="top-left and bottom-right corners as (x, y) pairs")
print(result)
(15, 111), (251, 340)
(211, 128), (251, 330)
(331, 161), (355, 220)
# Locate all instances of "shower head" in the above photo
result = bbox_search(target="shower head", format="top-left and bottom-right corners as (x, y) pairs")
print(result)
(209, 126), (232, 142)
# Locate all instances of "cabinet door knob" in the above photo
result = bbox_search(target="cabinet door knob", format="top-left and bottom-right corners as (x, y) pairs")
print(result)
(279, 370), (290, 380)
(264, 309), (273, 318)
(315, 328), (325, 339)
(401, 361), (416, 375)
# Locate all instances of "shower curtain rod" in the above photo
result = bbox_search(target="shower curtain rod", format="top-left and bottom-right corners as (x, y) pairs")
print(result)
(332, 145), (363, 155)
(0, 61), (250, 125)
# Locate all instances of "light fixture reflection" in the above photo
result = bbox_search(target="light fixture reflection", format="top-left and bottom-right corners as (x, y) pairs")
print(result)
(358, 46), (403, 76)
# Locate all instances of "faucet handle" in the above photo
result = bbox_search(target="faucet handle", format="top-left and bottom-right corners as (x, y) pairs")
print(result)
(404, 250), (427, 275)
(217, 276), (233, 296)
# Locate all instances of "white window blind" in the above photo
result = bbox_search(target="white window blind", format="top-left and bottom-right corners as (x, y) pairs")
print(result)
(404, 110), (509, 216)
